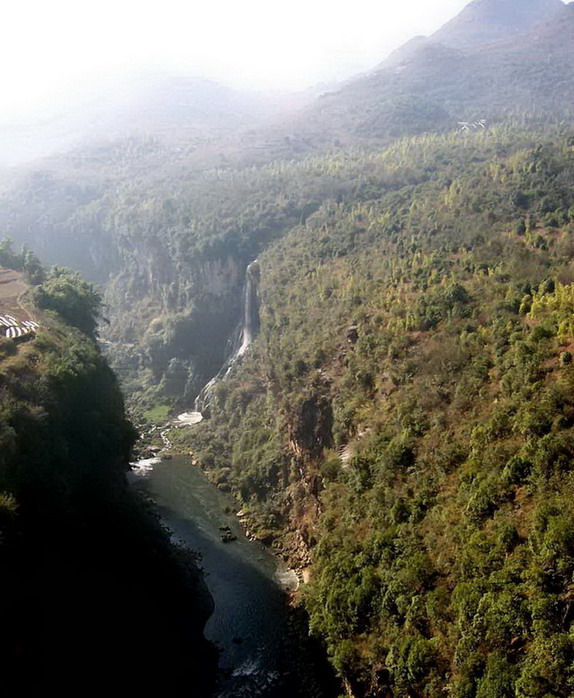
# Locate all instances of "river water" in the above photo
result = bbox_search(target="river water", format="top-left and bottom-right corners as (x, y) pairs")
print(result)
(131, 456), (339, 698)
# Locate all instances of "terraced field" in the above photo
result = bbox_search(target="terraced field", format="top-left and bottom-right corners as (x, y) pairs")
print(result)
(0, 267), (39, 339)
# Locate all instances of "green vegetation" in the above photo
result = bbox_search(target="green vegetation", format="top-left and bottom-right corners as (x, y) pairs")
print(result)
(34, 266), (103, 335)
(0, 237), (45, 284)
(4, 68), (574, 698)
(0, 256), (217, 696)
(174, 126), (574, 696)
(2, 121), (569, 698)
(143, 403), (172, 424)
(2, 6), (573, 696)
(0, 268), (133, 502)
(5, 123), (571, 414)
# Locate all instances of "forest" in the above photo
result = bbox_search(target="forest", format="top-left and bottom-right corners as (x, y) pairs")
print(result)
(1, 2), (574, 694)
(0, 247), (217, 696)
(170, 125), (574, 697)
(4, 113), (574, 698)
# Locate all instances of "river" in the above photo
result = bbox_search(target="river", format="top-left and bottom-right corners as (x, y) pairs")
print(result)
(131, 455), (339, 698)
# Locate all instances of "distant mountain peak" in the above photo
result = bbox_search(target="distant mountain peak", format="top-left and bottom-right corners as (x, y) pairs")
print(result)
(432, 0), (565, 48)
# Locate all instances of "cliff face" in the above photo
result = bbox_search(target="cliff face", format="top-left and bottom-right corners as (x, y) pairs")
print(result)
(103, 250), (247, 405)
(0, 151), (320, 408)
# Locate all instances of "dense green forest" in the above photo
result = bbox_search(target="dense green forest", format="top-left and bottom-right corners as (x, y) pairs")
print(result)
(1, 0), (572, 413)
(4, 2), (574, 697)
(3, 121), (571, 415)
(5, 115), (574, 698)
(1, 5), (574, 693)
(0, 248), (217, 696)
(162, 125), (574, 697)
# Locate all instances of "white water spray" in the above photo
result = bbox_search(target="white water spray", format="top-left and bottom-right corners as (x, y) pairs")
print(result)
(193, 259), (260, 415)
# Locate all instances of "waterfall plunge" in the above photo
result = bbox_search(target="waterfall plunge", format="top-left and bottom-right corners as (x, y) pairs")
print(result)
(193, 260), (260, 415)
(236, 259), (260, 357)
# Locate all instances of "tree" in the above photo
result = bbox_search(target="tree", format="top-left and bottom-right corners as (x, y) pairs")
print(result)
(35, 268), (102, 336)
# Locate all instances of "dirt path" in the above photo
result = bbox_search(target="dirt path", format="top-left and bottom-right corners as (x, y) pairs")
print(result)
(0, 267), (33, 320)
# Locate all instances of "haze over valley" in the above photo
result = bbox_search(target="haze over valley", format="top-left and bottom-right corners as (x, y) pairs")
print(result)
(3, 1), (574, 696)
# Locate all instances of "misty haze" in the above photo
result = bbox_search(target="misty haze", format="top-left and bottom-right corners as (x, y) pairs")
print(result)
(1, 1), (574, 696)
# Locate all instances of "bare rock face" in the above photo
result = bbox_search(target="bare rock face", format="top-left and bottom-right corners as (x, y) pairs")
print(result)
(291, 394), (335, 458)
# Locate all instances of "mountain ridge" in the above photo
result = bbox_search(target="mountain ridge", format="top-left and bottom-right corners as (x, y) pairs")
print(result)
(1, 0), (571, 170)
(432, 0), (565, 48)
(267, 0), (574, 154)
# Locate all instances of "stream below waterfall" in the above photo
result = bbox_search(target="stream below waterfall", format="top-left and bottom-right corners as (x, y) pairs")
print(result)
(131, 456), (340, 698)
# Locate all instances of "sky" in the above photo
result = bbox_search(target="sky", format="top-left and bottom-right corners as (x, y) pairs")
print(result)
(0, 0), (472, 121)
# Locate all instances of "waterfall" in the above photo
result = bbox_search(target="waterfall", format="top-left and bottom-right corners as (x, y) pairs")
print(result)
(237, 259), (260, 357)
(193, 260), (260, 415)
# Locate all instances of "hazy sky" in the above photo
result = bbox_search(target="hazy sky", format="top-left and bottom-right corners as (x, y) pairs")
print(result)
(1, 0), (472, 119)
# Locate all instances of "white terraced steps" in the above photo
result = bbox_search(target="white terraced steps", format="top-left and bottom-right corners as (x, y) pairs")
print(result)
(1, 317), (40, 340)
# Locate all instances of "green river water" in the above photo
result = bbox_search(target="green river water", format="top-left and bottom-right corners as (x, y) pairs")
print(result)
(132, 455), (340, 698)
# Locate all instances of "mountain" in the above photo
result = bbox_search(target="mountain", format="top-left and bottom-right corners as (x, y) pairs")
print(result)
(3, 0), (574, 696)
(269, 0), (573, 152)
(0, 1), (570, 169)
(0, 72), (308, 166)
(3, 2), (572, 171)
(183, 125), (574, 698)
(432, 0), (565, 48)
(2, 1), (574, 399)
(382, 0), (565, 67)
